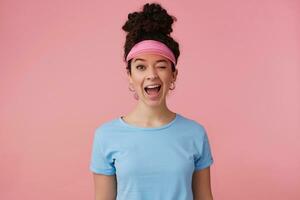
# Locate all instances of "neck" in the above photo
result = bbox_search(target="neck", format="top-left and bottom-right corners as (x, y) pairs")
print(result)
(129, 99), (174, 122)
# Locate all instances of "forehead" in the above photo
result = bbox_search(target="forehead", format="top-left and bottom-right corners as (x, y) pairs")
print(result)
(132, 53), (170, 64)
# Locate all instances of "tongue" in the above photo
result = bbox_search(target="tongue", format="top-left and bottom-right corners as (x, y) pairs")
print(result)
(147, 88), (159, 96)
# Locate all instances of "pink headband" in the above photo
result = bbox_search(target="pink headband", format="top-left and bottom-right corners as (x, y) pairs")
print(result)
(125, 40), (176, 66)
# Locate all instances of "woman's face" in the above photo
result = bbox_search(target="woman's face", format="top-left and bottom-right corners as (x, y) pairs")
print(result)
(127, 53), (178, 106)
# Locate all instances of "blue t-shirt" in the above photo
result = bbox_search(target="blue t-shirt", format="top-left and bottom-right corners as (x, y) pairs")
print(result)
(89, 113), (214, 200)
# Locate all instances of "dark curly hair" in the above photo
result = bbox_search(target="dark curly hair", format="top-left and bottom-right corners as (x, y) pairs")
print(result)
(122, 3), (180, 75)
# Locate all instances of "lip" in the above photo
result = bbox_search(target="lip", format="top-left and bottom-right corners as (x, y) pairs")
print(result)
(144, 83), (162, 89)
(144, 85), (162, 100)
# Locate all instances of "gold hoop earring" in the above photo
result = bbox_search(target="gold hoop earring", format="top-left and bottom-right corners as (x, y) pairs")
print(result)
(128, 84), (139, 100)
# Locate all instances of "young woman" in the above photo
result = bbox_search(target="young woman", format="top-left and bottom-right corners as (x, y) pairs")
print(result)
(90, 3), (214, 200)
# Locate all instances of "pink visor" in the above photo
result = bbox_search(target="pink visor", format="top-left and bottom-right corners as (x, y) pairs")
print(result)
(125, 40), (176, 66)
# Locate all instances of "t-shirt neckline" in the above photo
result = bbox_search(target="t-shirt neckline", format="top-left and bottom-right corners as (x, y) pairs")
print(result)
(119, 113), (179, 131)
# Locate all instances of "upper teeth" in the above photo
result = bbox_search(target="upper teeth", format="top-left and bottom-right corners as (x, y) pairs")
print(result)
(146, 84), (160, 88)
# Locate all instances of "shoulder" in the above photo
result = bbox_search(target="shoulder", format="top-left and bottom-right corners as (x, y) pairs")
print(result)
(94, 117), (121, 138)
(96, 118), (119, 130)
(177, 113), (207, 137)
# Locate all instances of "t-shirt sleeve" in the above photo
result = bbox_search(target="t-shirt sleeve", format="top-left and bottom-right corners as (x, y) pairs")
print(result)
(89, 127), (116, 175)
(194, 127), (214, 171)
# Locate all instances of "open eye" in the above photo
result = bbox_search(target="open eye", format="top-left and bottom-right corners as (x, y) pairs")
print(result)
(158, 66), (166, 69)
(136, 65), (145, 70)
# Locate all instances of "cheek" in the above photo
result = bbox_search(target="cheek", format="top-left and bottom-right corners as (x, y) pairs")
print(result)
(161, 74), (173, 84)
(131, 78), (144, 90)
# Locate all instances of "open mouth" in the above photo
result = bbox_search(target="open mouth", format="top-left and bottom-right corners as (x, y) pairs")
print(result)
(144, 85), (161, 95)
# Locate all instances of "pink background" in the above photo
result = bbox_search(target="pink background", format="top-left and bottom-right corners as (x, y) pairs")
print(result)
(1, 0), (299, 199)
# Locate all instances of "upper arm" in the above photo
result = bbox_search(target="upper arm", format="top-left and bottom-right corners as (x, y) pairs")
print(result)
(192, 166), (213, 200)
(90, 127), (117, 199)
(93, 173), (117, 200)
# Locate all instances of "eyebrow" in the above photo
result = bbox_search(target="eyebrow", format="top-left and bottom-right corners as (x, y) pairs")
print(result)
(133, 58), (168, 64)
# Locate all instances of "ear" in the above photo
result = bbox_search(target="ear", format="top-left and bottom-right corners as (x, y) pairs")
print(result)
(172, 68), (178, 82)
(127, 70), (134, 84)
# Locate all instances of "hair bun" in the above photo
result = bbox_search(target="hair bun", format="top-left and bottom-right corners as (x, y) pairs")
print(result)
(122, 3), (175, 35)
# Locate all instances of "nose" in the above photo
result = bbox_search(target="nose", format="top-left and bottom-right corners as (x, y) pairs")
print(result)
(146, 67), (158, 80)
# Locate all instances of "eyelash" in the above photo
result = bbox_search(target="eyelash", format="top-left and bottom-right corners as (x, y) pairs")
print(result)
(136, 65), (166, 70)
